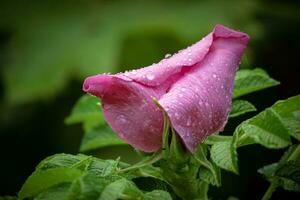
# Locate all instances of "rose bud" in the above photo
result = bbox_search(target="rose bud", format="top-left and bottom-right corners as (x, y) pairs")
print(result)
(83, 24), (249, 152)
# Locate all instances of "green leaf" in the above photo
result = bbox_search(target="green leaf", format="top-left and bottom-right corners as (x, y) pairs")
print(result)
(132, 176), (168, 193)
(276, 160), (300, 185)
(229, 100), (256, 118)
(278, 178), (300, 192)
(258, 163), (278, 178)
(271, 95), (300, 141)
(198, 164), (221, 187)
(99, 178), (143, 200)
(258, 145), (300, 193)
(210, 140), (238, 174)
(65, 95), (104, 131)
(18, 168), (83, 200)
(194, 144), (221, 186)
(233, 68), (279, 98)
(134, 165), (164, 180)
(237, 96), (300, 149)
(86, 158), (120, 177)
(0, 196), (18, 200)
(204, 135), (232, 145)
(36, 153), (91, 171)
(144, 190), (172, 200)
(210, 96), (300, 175)
(34, 183), (71, 200)
(68, 174), (122, 200)
(80, 125), (126, 152)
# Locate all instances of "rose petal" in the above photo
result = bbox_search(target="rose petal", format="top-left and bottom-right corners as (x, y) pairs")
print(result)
(159, 25), (249, 151)
(83, 74), (164, 152)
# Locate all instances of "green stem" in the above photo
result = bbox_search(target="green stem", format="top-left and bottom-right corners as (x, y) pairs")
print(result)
(197, 181), (209, 200)
(261, 143), (300, 200)
(119, 152), (162, 172)
(288, 143), (300, 161)
(262, 179), (278, 200)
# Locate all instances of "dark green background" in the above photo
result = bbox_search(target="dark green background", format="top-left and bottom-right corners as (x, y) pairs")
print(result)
(0, 0), (299, 199)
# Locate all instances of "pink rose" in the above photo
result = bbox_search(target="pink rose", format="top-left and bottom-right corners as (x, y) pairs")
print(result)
(83, 25), (249, 152)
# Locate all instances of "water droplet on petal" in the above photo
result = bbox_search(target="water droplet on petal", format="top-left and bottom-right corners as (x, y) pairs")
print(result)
(212, 73), (217, 78)
(165, 53), (172, 58)
(181, 88), (187, 92)
(117, 115), (127, 124)
(146, 74), (155, 80)
(186, 117), (192, 126)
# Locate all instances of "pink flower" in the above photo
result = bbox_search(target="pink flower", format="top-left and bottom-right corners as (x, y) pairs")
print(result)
(83, 25), (249, 152)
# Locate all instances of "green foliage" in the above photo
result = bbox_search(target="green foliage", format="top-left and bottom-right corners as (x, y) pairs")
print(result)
(65, 95), (127, 152)
(238, 95), (300, 149)
(0, 196), (17, 200)
(210, 140), (239, 174)
(233, 68), (279, 98)
(19, 168), (83, 199)
(18, 154), (172, 200)
(209, 96), (300, 177)
(80, 125), (125, 152)
(194, 144), (221, 186)
(65, 95), (104, 132)
(258, 145), (300, 193)
(230, 100), (256, 118)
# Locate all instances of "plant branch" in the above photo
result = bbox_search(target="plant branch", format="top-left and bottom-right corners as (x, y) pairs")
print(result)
(262, 179), (278, 200)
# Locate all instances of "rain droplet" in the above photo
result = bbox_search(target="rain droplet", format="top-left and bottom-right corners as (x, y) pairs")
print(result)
(212, 73), (217, 78)
(165, 53), (172, 58)
(117, 115), (127, 124)
(181, 88), (187, 92)
(146, 74), (155, 80)
(186, 117), (192, 126)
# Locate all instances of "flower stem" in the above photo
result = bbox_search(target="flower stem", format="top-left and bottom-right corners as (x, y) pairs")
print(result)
(261, 143), (300, 200)
(119, 152), (162, 172)
(262, 179), (278, 200)
(287, 143), (300, 161)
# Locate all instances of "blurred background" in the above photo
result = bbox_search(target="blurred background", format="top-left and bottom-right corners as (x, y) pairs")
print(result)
(0, 0), (299, 199)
